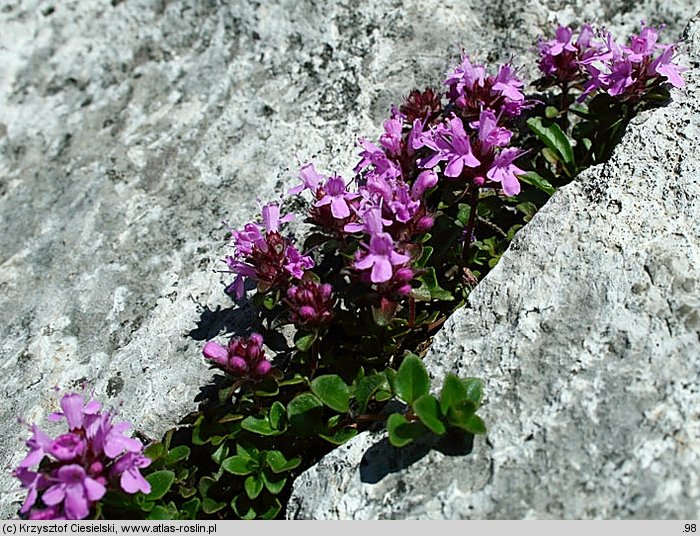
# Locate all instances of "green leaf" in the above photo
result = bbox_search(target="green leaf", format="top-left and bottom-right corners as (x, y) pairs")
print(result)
(147, 504), (177, 520)
(266, 450), (301, 474)
(198, 476), (216, 498)
(269, 401), (287, 430)
(544, 105), (559, 119)
(317, 427), (358, 445)
(259, 498), (282, 520)
(179, 498), (201, 520)
(462, 414), (487, 435)
(236, 443), (259, 459)
(527, 117), (575, 168)
(415, 246), (434, 268)
(221, 455), (258, 475)
(164, 445), (190, 466)
(384, 369), (397, 392)
(295, 332), (317, 352)
(311, 375), (350, 413)
(244, 475), (264, 500)
(446, 400), (478, 430)
(413, 394), (446, 435)
(254, 376), (280, 397)
(278, 373), (306, 387)
(210, 442), (229, 465)
(395, 354), (430, 404)
(261, 471), (287, 495)
(231, 495), (256, 520)
(263, 292), (278, 311)
(202, 497), (226, 514)
(516, 201), (538, 222)
(354, 373), (390, 413)
(418, 268), (454, 301)
(144, 470), (175, 501)
(287, 392), (324, 434)
(387, 413), (428, 447)
(440, 373), (467, 414)
(462, 377), (484, 406)
(371, 299), (398, 326)
(143, 442), (166, 462)
(241, 415), (278, 436)
(518, 171), (556, 196)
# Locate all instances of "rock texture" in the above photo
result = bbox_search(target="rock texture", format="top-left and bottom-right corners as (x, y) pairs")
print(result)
(0, 0), (694, 520)
(287, 14), (700, 520)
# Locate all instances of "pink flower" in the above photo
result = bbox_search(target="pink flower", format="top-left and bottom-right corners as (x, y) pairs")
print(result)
(14, 392), (151, 520)
(110, 453), (152, 495)
(41, 464), (106, 520)
(289, 163), (325, 195)
(487, 148), (524, 196)
(314, 176), (359, 220)
(354, 233), (411, 284)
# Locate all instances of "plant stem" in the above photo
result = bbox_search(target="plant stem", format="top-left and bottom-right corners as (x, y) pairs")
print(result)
(461, 186), (479, 264)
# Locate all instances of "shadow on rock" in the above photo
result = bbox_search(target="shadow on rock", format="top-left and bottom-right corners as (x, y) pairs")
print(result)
(187, 303), (257, 341)
(359, 429), (474, 484)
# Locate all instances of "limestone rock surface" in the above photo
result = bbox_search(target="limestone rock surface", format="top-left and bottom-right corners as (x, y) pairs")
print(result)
(0, 0), (694, 520)
(287, 11), (700, 521)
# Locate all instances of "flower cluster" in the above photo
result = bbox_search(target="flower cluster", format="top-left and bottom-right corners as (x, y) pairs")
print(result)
(444, 56), (526, 120)
(415, 109), (524, 195)
(286, 279), (335, 328)
(13, 393), (151, 520)
(203, 333), (272, 379)
(538, 23), (686, 99)
(538, 24), (600, 84)
(224, 203), (313, 299)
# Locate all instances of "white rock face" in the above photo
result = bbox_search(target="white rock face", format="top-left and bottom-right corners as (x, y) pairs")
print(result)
(0, 0), (695, 520)
(287, 12), (700, 521)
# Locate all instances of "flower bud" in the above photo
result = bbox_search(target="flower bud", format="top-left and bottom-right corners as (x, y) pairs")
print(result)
(202, 341), (229, 367)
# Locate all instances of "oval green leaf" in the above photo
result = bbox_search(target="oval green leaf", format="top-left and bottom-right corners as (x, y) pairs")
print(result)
(413, 394), (446, 435)
(311, 374), (350, 413)
(144, 470), (175, 501)
(395, 354), (430, 404)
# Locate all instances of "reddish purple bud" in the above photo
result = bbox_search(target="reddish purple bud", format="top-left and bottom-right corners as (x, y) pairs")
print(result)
(229, 356), (248, 374)
(203, 341), (228, 367)
(286, 280), (336, 328)
(255, 360), (272, 377)
(416, 215), (434, 232)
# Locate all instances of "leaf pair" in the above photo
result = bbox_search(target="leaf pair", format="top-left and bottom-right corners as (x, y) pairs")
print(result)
(387, 354), (486, 447)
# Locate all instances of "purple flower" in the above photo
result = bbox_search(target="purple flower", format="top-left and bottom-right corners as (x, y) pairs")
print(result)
(289, 163), (325, 195)
(261, 203), (294, 233)
(41, 464), (106, 520)
(444, 56), (525, 119)
(48, 433), (86, 462)
(487, 147), (524, 196)
(49, 393), (102, 436)
(418, 116), (480, 177)
(14, 392), (151, 520)
(100, 419), (143, 459)
(18, 425), (53, 469)
(650, 44), (686, 88)
(354, 232), (411, 284)
(388, 183), (420, 223)
(473, 110), (512, 152)
(283, 245), (314, 279)
(411, 170), (438, 198)
(314, 176), (359, 219)
(379, 117), (404, 156)
(110, 453), (152, 495)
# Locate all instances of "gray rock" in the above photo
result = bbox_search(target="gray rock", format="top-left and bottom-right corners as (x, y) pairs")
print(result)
(286, 11), (700, 521)
(0, 0), (694, 520)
